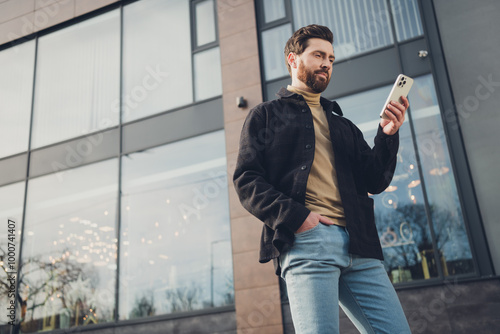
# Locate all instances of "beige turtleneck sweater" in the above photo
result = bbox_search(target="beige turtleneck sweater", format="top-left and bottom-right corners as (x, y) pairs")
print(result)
(287, 85), (346, 226)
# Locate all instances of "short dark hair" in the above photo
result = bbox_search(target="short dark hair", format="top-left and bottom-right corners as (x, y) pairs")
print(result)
(284, 24), (334, 74)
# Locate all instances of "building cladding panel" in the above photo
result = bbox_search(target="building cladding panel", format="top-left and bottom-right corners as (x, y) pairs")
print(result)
(0, 0), (499, 333)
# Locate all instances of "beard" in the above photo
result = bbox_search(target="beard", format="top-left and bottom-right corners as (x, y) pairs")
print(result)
(297, 60), (330, 93)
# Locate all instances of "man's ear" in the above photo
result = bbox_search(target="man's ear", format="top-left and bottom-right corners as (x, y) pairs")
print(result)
(287, 52), (298, 70)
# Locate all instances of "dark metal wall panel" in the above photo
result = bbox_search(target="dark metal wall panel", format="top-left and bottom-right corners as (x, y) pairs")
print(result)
(0, 154), (28, 186)
(266, 77), (290, 102)
(122, 98), (224, 154)
(399, 38), (432, 77)
(29, 128), (120, 178)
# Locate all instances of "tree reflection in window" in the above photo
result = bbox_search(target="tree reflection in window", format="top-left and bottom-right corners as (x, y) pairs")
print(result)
(119, 130), (234, 320)
(19, 159), (118, 332)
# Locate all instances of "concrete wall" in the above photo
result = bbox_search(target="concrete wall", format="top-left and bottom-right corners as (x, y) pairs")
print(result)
(0, 0), (120, 46)
(433, 0), (500, 274)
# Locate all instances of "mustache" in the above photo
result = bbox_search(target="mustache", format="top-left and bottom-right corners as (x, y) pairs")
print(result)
(314, 69), (329, 77)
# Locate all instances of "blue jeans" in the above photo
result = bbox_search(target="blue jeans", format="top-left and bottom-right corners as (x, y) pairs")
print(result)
(280, 223), (411, 334)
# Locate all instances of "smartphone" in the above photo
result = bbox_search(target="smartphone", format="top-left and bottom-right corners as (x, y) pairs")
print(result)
(380, 74), (413, 120)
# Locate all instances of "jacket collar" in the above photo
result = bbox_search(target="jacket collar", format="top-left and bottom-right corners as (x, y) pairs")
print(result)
(277, 87), (343, 116)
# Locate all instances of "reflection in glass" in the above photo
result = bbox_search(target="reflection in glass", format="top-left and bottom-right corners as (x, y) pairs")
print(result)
(291, 0), (393, 60)
(263, 0), (286, 23)
(337, 85), (436, 283)
(196, 0), (216, 46)
(31, 10), (120, 149)
(390, 0), (424, 42)
(262, 24), (292, 80)
(0, 41), (35, 158)
(0, 182), (25, 329)
(194, 47), (223, 101)
(20, 160), (118, 332)
(122, 0), (193, 122)
(336, 74), (474, 282)
(409, 74), (473, 276)
(120, 131), (234, 319)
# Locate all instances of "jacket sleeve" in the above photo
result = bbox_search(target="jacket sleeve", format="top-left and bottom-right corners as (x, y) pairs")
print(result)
(354, 123), (400, 194)
(232, 108), (310, 234)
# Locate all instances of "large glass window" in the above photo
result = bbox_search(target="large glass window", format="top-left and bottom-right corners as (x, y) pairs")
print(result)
(336, 74), (474, 283)
(0, 41), (35, 158)
(195, 0), (217, 46)
(291, 0), (393, 60)
(0, 182), (25, 330)
(263, 0), (286, 23)
(390, 0), (424, 42)
(31, 10), (120, 149)
(259, 0), (425, 82)
(20, 160), (118, 332)
(119, 130), (233, 319)
(194, 47), (223, 101)
(122, 0), (192, 123)
(0, 1), (229, 332)
(262, 24), (292, 80)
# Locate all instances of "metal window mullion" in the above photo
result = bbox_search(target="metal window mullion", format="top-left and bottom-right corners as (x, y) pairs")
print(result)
(13, 35), (39, 334)
(114, 2), (125, 323)
(191, 0), (197, 103)
(284, 0), (294, 32)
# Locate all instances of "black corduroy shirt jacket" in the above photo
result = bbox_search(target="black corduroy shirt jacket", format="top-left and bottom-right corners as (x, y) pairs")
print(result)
(233, 87), (399, 275)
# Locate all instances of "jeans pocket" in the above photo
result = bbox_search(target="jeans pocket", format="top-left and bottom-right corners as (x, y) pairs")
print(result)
(294, 222), (322, 237)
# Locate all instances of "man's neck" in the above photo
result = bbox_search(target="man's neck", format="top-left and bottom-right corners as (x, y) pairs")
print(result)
(287, 85), (321, 107)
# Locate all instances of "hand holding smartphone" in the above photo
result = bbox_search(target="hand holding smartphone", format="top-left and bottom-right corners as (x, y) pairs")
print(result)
(380, 74), (413, 120)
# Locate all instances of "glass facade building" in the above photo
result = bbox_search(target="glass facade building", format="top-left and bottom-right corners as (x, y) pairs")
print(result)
(0, 0), (498, 333)
(0, 1), (232, 333)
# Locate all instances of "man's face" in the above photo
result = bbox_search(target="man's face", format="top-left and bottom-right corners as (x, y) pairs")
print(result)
(295, 38), (335, 93)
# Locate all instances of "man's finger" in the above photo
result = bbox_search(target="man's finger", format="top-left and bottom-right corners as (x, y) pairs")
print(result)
(401, 96), (410, 109)
(385, 107), (398, 121)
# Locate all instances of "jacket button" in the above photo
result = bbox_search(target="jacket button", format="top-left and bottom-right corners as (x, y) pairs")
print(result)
(300, 165), (307, 170)
(305, 124), (312, 129)
(296, 191), (301, 195)
(301, 109), (307, 113)
(305, 144), (312, 149)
